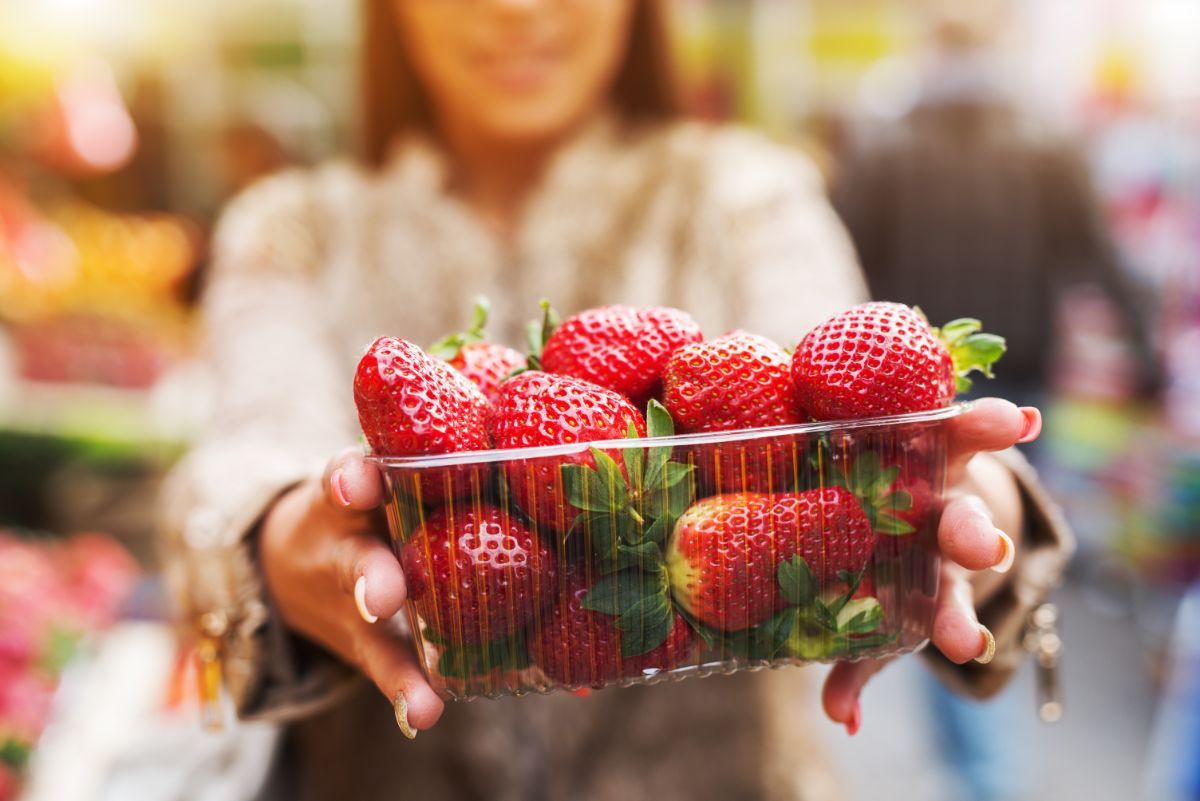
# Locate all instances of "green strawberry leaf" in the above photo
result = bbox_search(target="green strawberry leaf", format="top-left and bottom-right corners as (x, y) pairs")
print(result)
(561, 463), (610, 512)
(826, 568), (867, 617)
(582, 569), (664, 615)
(642, 463), (694, 520)
(523, 299), (561, 370)
(889, 490), (914, 512)
(777, 555), (818, 606)
(714, 608), (797, 660)
(641, 514), (672, 547)
(676, 606), (720, 649)
(571, 510), (621, 560)
(590, 448), (629, 496)
(436, 632), (530, 681)
(623, 425), (645, 488)
(604, 542), (666, 573)
(837, 567), (866, 597)
(468, 295), (490, 335)
(933, 317), (1006, 394)
(848, 452), (881, 495)
(430, 296), (491, 358)
(814, 603), (838, 632)
(646, 399), (675, 439)
(875, 512), (917, 536)
(616, 593), (675, 657)
(836, 597), (884, 634)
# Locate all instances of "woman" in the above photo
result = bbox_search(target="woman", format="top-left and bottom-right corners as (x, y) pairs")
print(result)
(165, 1), (1071, 799)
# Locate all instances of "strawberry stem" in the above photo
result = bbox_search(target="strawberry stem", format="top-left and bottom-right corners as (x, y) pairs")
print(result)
(932, 317), (1006, 394)
(523, 299), (561, 371)
(429, 296), (493, 359)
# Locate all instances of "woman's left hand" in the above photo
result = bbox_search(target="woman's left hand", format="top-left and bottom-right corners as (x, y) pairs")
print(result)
(821, 397), (1042, 734)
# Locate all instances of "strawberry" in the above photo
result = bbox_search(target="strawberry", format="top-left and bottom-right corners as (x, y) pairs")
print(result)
(663, 331), (804, 432)
(491, 371), (646, 532)
(538, 304), (702, 406)
(663, 331), (807, 493)
(792, 302), (1005, 420)
(399, 503), (558, 644)
(530, 568), (695, 688)
(429, 297), (525, 403)
(354, 336), (490, 455)
(353, 337), (492, 502)
(665, 488), (876, 631)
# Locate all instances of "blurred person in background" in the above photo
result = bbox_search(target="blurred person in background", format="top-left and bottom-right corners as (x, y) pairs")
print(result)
(833, 8), (1146, 801)
(163, 2), (1071, 799)
(834, 8), (1157, 410)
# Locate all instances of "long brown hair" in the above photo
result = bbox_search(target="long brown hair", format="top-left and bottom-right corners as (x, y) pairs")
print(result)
(359, 0), (680, 167)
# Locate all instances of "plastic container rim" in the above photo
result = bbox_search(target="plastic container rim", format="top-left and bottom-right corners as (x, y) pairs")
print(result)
(365, 402), (970, 468)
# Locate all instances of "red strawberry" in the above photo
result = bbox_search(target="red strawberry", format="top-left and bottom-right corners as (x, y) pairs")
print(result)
(448, 343), (524, 403)
(664, 331), (807, 493)
(399, 503), (558, 644)
(530, 569), (694, 688)
(354, 337), (490, 454)
(429, 297), (525, 403)
(792, 302), (1005, 420)
(665, 488), (876, 631)
(491, 371), (645, 532)
(539, 305), (702, 406)
(354, 337), (492, 502)
(663, 331), (804, 432)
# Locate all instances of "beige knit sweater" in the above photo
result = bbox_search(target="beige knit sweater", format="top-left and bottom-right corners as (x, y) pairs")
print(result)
(162, 114), (1069, 801)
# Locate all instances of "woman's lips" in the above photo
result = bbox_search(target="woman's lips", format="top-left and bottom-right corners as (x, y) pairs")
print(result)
(474, 49), (563, 92)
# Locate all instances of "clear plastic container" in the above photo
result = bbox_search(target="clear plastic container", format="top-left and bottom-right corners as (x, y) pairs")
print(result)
(371, 404), (963, 700)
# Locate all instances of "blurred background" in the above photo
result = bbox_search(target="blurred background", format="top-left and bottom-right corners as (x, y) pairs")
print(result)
(1, 1), (1199, 799)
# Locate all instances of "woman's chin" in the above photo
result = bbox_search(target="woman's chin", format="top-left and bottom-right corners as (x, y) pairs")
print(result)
(469, 101), (600, 150)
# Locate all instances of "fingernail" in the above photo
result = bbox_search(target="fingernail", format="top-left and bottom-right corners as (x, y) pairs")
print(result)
(1017, 407), (1042, 443)
(354, 576), (378, 624)
(975, 625), (996, 665)
(992, 529), (1015, 574)
(845, 699), (861, 736)
(331, 468), (350, 507)
(394, 691), (418, 739)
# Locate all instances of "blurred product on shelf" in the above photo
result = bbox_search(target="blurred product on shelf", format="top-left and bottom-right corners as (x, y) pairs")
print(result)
(0, 199), (197, 388)
(0, 531), (139, 801)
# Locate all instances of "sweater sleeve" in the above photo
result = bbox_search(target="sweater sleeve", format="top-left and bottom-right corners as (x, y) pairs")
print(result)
(160, 170), (363, 720)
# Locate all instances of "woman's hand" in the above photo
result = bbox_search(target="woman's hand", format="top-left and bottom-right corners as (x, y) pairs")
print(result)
(259, 449), (445, 738)
(820, 398), (1042, 734)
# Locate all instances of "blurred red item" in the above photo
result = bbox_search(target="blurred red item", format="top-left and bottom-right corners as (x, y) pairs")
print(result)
(12, 315), (176, 388)
(0, 531), (138, 794)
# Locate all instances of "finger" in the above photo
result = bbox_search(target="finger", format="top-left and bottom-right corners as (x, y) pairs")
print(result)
(324, 448), (386, 511)
(330, 531), (407, 623)
(946, 398), (1038, 472)
(821, 658), (891, 733)
(938, 495), (1014, 573)
(354, 624), (446, 736)
(931, 565), (991, 664)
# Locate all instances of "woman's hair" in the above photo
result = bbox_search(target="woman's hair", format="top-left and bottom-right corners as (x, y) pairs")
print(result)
(359, 0), (680, 166)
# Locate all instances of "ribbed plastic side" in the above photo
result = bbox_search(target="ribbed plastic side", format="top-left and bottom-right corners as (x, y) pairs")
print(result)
(378, 414), (951, 700)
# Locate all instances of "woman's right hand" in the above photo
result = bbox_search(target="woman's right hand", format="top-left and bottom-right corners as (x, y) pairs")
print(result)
(259, 449), (445, 737)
